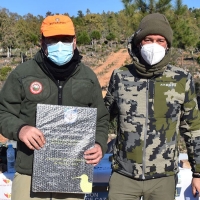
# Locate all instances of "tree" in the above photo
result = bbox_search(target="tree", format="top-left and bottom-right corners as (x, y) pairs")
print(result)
(0, 8), (18, 57)
(45, 11), (53, 17)
(90, 30), (101, 40)
(84, 13), (104, 33)
(170, 0), (199, 49)
(77, 10), (84, 18)
(63, 12), (70, 16)
(90, 30), (101, 51)
(77, 31), (90, 45)
(121, 0), (135, 13)
(116, 10), (131, 39)
(191, 8), (200, 29)
(174, 0), (186, 15)
(86, 9), (91, 15)
(14, 13), (41, 58)
(135, 0), (148, 13)
(106, 12), (121, 40)
(155, 0), (172, 13)
(121, 0), (141, 37)
(134, 0), (171, 13)
(106, 32), (116, 41)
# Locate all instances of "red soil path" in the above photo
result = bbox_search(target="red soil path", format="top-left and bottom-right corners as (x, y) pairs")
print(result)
(93, 49), (131, 86)
(92, 49), (131, 97)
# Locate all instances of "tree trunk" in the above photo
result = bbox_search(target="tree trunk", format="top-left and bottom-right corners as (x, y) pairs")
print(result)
(9, 47), (12, 57)
(7, 47), (9, 58)
(30, 48), (32, 58)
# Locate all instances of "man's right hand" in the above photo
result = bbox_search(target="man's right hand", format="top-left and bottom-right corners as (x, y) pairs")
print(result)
(18, 125), (45, 150)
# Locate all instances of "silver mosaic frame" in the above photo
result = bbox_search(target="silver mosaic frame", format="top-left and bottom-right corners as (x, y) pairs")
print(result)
(32, 104), (96, 193)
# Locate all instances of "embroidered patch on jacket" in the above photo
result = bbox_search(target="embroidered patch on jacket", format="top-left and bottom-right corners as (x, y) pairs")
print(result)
(30, 81), (43, 94)
(160, 83), (177, 89)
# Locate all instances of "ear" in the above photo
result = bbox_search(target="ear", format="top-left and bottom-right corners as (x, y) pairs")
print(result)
(41, 37), (48, 55)
(73, 36), (77, 50)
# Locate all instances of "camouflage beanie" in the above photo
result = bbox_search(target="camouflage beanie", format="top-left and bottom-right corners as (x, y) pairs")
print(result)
(133, 13), (173, 47)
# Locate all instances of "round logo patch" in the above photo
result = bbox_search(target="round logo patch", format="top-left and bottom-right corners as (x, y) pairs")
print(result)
(64, 108), (78, 124)
(30, 81), (43, 94)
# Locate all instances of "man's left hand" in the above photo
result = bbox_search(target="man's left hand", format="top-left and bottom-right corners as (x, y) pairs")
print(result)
(84, 143), (103, 166)
(191, 178), (200, 197)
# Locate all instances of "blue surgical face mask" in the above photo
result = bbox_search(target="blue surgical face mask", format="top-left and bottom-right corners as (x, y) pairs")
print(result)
(47, 41), (74, 66)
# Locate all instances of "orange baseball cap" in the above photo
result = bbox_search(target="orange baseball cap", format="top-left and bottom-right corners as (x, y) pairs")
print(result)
(41, 15), (75, 37)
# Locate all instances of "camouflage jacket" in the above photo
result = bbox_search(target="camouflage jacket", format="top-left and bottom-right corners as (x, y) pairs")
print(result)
(104, 64), (200, 180)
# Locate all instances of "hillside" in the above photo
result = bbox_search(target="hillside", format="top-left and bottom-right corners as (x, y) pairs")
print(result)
(91, 48), (131, 97)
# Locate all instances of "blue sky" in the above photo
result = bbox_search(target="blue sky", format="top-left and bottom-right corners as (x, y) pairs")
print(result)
(0, 0), (199, 17)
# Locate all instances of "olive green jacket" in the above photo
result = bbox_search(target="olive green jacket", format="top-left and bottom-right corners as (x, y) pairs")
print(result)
(0, 50), (109, 175)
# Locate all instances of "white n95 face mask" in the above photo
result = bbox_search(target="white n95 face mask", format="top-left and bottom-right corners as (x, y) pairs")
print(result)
(140, 43), (166, 65)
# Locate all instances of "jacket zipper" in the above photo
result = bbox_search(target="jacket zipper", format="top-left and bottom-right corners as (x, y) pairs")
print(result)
(38, 59), (80, 106)
(58, 80), (62, 105)
(142, 79), (149, 179)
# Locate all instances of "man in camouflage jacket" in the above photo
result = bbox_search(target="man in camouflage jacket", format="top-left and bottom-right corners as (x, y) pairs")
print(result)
(104, 13), (200, 200)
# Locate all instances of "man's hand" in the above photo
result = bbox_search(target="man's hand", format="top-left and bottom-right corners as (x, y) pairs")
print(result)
(18, 125), (45, 150)
(84, 143), (103, 166)
(191, 177), (200, 197)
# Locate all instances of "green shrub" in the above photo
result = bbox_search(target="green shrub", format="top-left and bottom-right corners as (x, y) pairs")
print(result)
(90, 30), (101, 40)
(106, 33), (116, 41)
(77, 31), (91, 45)
(0, 66), (12, 81)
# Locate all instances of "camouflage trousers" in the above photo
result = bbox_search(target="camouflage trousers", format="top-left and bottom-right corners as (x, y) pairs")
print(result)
(11, 172), (85, 200)
(108, 172), (176, 200)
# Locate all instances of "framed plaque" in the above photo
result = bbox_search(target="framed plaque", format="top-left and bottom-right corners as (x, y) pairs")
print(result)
(32, 104), (96, 193)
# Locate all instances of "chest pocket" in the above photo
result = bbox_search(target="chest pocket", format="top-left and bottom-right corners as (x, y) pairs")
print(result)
(154, 81), (183, 118)
(71, 79), (93, 105)
(22, 77), (51, 102)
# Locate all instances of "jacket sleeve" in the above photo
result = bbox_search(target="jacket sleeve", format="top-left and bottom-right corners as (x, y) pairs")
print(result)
(180, 73), (200, 173)
(0, 71), (26, 141)
(92, 76), (109, 156)
(104, 71), (119, 121)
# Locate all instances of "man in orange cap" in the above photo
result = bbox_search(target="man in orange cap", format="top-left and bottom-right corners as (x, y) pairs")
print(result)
(0, 15), (109, 200)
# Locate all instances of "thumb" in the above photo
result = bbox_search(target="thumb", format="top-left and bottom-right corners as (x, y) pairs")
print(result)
(192, 187), (197, 197)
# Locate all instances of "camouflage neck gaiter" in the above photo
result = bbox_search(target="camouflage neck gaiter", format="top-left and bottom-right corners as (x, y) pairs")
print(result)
(133, 50), (171, 78)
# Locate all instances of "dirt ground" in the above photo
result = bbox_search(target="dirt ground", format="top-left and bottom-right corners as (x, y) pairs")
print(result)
(92, 48), (131, 97)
